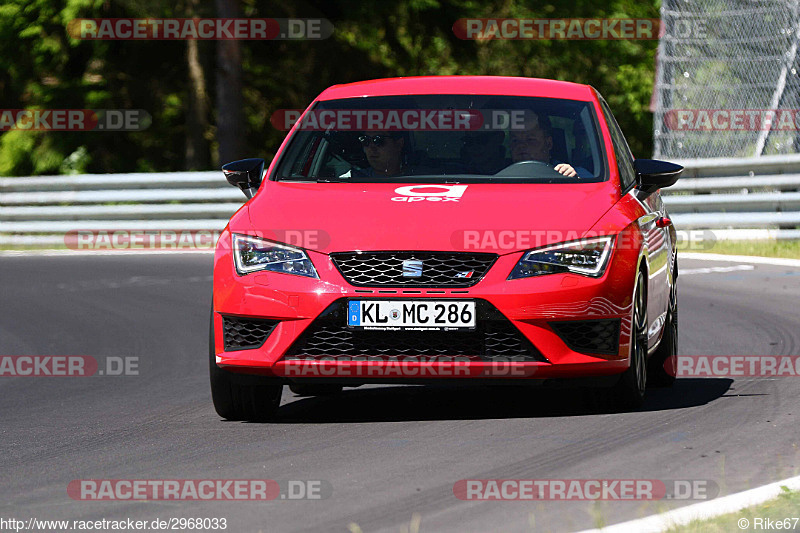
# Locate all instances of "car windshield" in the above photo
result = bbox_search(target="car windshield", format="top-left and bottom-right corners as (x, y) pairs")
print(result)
(273, 94), (606, 183)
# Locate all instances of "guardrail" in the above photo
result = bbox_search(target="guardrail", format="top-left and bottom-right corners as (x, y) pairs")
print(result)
(663, 156), (800, 233)
(1, 157), (799, 247)
(668, 154), (800, 178)
(0, 171), (239, 246)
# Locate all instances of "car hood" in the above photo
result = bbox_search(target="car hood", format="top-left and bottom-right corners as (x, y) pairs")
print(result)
(246, 181), (619, 255)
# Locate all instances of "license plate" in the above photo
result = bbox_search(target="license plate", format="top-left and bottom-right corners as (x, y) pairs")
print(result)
(347, 300), (476, 331)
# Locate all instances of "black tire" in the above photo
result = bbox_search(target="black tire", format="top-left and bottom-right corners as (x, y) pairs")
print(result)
(648, 267), (678, 388)
(604, 270), (648, 411)
(209, 307), (283, 421)
(289, 383), (344, 397)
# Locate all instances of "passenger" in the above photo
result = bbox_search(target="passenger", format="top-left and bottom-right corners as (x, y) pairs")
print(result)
(355, 132), (407, 177)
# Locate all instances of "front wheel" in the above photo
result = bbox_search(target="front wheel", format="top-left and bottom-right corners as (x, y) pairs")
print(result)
(603, 270), (648, 411)
(209, 307), (282, 421)
(648, 269), (677, 387)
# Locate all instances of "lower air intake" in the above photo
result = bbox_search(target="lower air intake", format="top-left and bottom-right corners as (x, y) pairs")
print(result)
(549, 319), (621, 356)
(222, 316), (279, 350)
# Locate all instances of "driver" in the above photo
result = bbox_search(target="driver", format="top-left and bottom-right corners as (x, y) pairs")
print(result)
(509, 112), (584, 178)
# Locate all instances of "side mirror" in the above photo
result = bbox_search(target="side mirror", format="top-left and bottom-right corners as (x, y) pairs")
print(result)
(634, 159), (683, 195)
(222, 158), (265, 199)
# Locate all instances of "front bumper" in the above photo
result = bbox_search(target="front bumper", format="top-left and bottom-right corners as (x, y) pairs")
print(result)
(213, 228), (637, 381)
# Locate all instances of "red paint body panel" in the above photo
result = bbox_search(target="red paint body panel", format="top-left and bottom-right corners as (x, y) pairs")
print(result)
(316, 76), (596, 101)
(245, 181), (619, 254)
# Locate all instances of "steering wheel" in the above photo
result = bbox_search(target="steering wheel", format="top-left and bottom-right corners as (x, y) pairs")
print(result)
(493, 160), (566, 178)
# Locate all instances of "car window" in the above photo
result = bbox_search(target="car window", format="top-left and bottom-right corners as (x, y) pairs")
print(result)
(599, 98), (636, 190)
(273, 95), (607, 184)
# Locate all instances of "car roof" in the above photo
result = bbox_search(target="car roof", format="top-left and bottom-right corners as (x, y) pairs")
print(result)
(317, 76), (596, 102)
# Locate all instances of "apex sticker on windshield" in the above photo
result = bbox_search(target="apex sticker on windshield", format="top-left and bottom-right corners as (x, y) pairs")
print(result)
(391, 185), (468, 202)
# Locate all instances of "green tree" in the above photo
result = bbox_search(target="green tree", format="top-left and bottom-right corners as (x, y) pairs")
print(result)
(0, 0), (659, 175)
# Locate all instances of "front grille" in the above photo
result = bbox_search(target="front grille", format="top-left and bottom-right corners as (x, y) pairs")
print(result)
(549, 319), (621, 355)
(285, 299), (546, 362)
(222, 316), (279, 350)
(330, 251), (497, 287)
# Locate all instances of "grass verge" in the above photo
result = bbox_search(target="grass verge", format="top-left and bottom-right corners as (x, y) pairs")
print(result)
(666, 487), (800, 532)
(679, 239), (800, 259)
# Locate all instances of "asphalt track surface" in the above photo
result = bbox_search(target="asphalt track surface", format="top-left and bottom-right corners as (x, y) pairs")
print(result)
(1, 253), (798, 532)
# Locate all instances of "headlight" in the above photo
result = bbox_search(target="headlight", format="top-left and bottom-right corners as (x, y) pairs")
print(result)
(508, 236), (615, 279)
(232, 234), (318, 278)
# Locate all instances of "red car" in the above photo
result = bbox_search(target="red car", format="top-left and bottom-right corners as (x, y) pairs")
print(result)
(210, 76), (682, 421)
